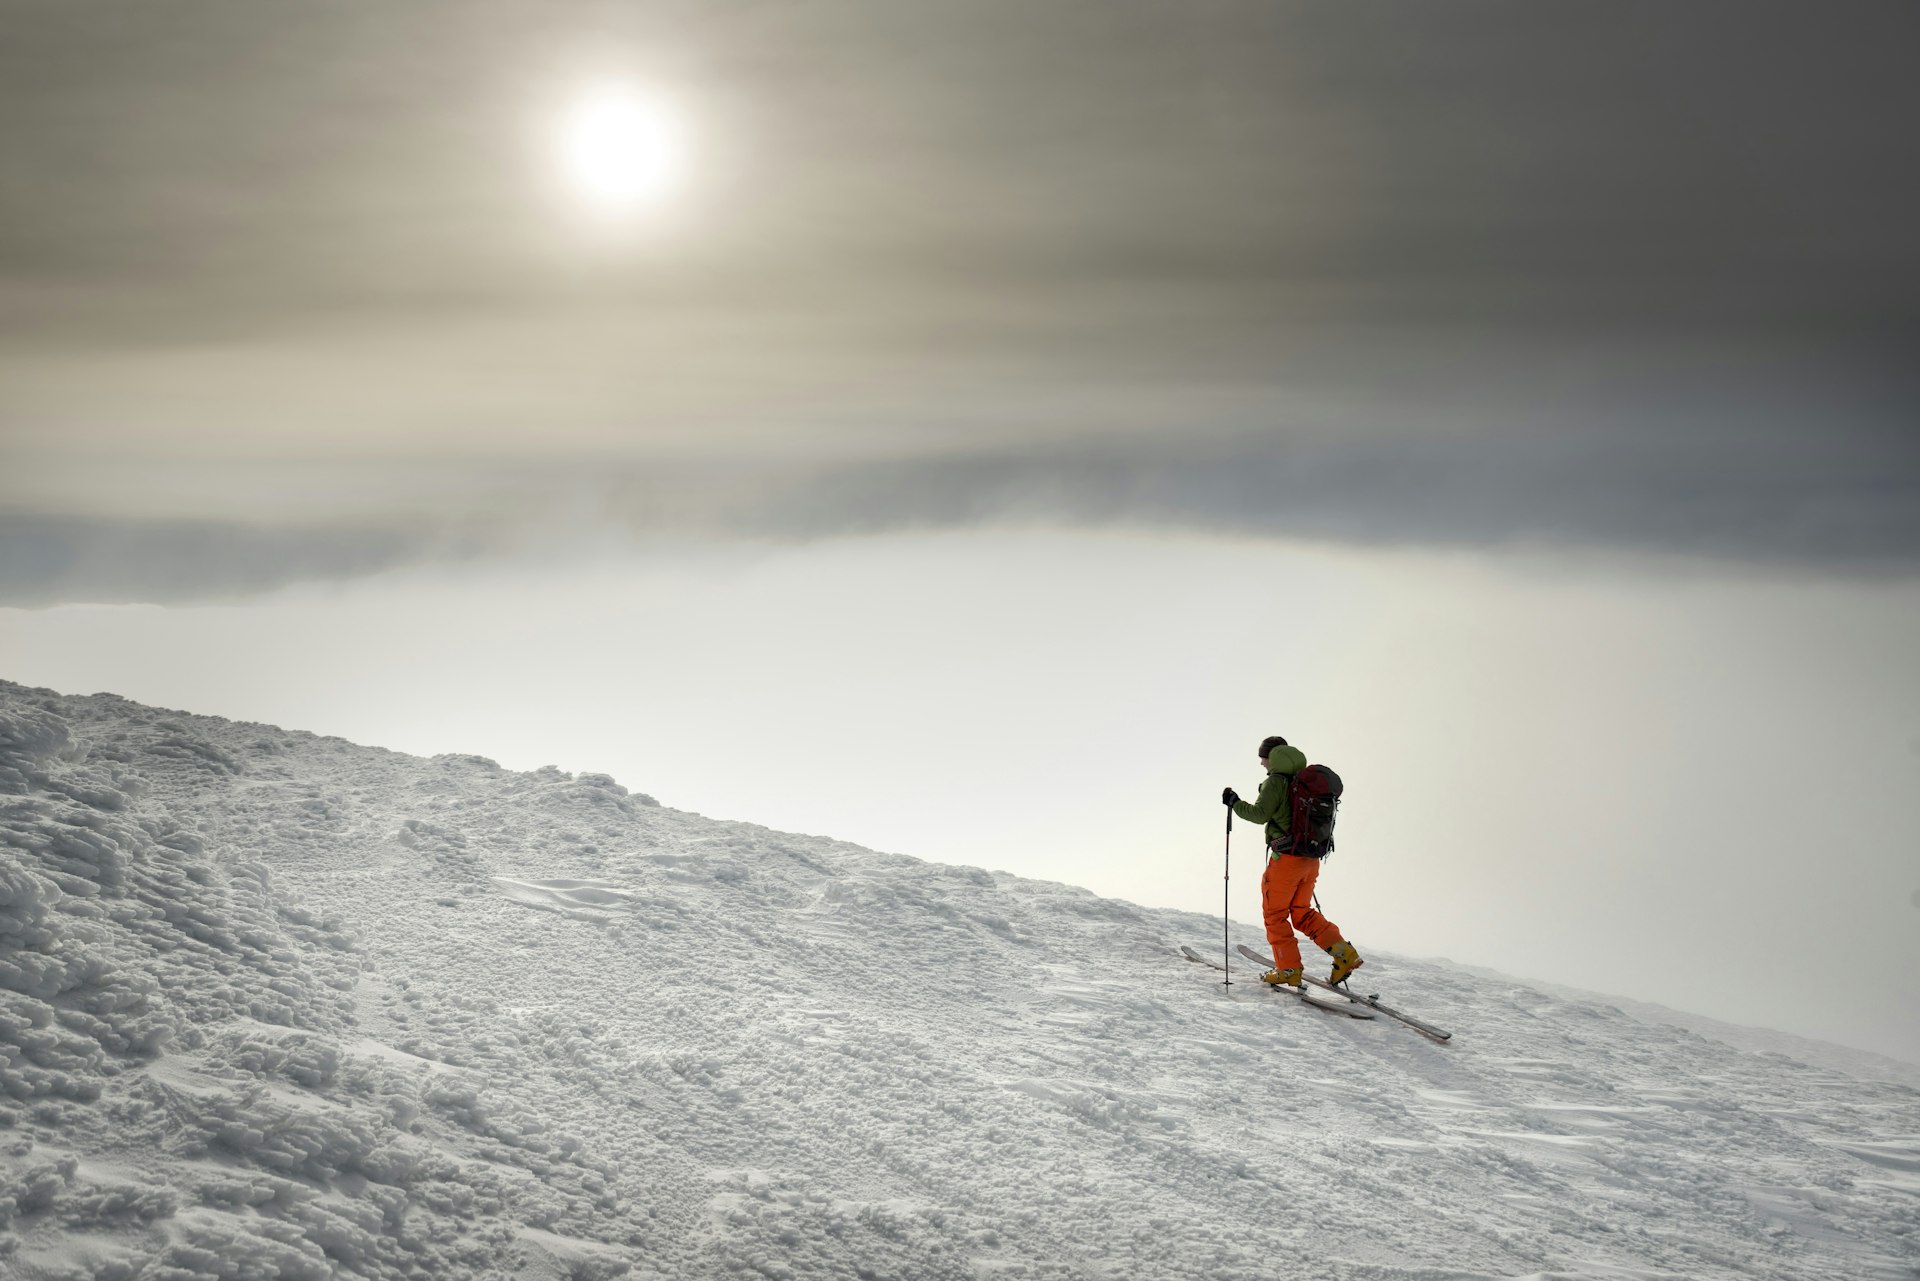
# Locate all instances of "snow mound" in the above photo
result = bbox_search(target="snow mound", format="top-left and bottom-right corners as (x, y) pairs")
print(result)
(1, 679), (1916, 1280)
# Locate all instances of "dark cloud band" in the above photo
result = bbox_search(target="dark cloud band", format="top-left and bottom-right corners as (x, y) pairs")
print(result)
(6, 423), (1917, 607)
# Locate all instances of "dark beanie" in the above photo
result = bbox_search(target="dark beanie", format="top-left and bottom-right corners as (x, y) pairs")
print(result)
(1258, 735), (1288, 759)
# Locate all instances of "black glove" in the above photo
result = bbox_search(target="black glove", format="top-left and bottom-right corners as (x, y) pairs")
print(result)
(1221, 787), (1240, 807)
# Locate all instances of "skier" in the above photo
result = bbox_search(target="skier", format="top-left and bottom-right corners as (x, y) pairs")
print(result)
(1221, 735), (1364, 989)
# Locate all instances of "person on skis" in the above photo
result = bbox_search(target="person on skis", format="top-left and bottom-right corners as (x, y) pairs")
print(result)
(1221, 735), (1364, 989)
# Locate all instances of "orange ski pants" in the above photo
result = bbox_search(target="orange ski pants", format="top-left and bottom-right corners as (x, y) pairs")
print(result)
(1261, 853), (1343, 972)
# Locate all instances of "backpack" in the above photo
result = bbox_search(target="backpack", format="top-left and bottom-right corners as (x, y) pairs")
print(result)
(1273, 764), (1344, 859)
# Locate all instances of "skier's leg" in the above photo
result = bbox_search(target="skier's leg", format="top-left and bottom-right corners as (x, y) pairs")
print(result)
(1260, 856), (1304, 971)
(1287, 858), (1344, 952)
(1288, 862), (1364, 980)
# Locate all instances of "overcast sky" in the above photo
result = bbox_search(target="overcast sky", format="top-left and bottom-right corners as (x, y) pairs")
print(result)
(4, 0), (1919, 601)
(3, 2), (1919, 1061)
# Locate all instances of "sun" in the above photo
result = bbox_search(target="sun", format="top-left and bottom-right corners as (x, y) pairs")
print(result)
(556, 84), (686, 213)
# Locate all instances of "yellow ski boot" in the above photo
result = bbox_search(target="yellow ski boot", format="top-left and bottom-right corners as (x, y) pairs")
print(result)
(1328, 940), (1364, 985)
(1262, 967), (1303, 988)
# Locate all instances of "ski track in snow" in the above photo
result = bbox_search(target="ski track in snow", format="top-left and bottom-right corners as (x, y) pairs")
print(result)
(1, 679), (1916, 1280)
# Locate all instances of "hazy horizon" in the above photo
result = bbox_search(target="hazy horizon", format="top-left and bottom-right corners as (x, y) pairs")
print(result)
(7, 529), (1918, 1066)
(5, 2), (1919, 1065)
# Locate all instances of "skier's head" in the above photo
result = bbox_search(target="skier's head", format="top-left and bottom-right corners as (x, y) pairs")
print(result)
(1258, 735), (1288, 764)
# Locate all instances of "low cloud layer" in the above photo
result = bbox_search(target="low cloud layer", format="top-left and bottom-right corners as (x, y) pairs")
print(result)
(8, 420), (1918, 606)
(0, 514), (433, 608)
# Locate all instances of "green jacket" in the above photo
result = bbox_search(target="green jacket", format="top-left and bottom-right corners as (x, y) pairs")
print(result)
(1233, 744), (1309, 848)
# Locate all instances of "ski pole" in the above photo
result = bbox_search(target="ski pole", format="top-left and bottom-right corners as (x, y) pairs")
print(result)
(1222, 806), (1233, 986)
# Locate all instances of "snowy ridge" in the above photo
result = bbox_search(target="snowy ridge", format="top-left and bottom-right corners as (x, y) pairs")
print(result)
(1, 680), (1915, 1280)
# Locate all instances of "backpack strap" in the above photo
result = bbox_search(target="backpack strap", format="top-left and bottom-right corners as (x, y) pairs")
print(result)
(1266, 771), (1300, 857)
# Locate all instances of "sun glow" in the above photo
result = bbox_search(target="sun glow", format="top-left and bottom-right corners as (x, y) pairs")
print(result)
(556, 84), (686, 213)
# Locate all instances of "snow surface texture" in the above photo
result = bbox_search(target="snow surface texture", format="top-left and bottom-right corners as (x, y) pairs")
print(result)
(0, 680), (1915, 1281)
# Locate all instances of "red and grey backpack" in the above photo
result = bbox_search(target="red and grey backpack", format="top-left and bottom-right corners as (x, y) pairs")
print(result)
(1270, 764), (1344, 859)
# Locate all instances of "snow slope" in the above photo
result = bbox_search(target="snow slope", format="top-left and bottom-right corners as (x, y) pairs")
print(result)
(1, 679), (1915, 1280)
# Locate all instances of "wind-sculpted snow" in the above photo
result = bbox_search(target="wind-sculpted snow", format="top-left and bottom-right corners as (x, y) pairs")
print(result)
(1, 680), (1916, 1280)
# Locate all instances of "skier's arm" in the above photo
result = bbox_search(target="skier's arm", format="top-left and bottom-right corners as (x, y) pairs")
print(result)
(1232, 772), (1288, 825)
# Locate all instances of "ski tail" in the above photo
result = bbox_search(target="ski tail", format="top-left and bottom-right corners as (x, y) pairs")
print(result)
(1180, 944), (1228, 973)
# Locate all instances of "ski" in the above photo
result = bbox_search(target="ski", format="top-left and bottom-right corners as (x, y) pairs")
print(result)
(1184, 946), (1375, 1019)
(1302, 976), (1452, 1041)
(1289, 985), (1376, 1019)
(1179, 944), (1228, 972)
(1235, 944), (1451, 1042)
